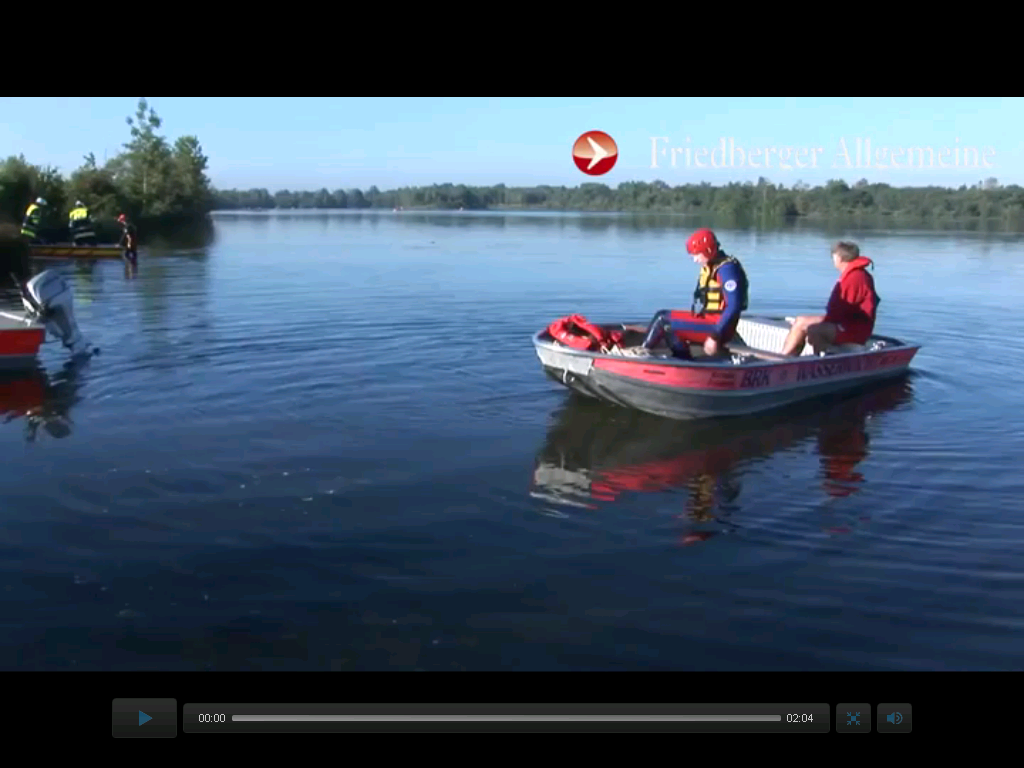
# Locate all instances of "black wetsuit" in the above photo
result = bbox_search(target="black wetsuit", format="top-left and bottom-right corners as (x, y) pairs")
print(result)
(120, 223), (138, 262)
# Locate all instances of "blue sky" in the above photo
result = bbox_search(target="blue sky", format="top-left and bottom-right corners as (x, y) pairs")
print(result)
(1, 97), (1021, 190)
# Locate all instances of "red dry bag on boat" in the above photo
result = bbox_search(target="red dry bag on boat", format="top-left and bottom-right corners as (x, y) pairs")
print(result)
(547, 314), (623, 351)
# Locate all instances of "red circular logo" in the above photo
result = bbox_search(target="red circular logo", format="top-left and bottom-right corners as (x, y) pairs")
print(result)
(572, 131), (618, 175)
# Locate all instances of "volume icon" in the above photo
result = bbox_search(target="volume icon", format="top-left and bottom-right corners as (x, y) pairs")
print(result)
(886, 712), (903, 725)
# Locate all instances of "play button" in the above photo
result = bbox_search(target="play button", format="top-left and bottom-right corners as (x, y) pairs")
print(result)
(112, 699), (177, 738)
(572, 131), (618, 176)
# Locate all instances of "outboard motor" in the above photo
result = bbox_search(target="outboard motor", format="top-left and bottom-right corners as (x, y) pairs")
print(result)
(20, 269), (94, 358)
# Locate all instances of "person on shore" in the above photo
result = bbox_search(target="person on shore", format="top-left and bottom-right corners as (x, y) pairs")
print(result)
(781, 241), (879, 356)
(21, 197), (48, 243)
(117, 214), (138, 263)
(623, 228), (749, 359)
(68, 200), (97, 245)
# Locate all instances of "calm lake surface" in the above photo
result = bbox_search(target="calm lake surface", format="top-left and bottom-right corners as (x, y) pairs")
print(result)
(2, 210), (1022, 671)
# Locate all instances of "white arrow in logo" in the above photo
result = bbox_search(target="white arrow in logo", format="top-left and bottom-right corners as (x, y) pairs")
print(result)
(586, 135), (610, 170)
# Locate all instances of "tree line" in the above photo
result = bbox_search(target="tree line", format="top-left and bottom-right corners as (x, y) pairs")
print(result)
(211, 177), (1024, 222)
(0, 98), (214, 242)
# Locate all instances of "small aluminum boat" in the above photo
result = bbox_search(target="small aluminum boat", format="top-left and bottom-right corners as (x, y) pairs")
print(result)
(532, 315), (921, 421)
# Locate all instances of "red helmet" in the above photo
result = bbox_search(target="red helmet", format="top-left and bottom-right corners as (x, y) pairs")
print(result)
(117, 214), (126, 223)
(686, 228), (719, 259)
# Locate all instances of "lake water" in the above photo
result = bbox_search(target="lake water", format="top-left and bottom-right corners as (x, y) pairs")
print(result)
(2, 210), (1023, 671)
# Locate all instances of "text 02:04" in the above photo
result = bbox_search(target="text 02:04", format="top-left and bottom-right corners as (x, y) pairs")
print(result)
(787, 714), (814, 723)
(198, 714), (226, 723)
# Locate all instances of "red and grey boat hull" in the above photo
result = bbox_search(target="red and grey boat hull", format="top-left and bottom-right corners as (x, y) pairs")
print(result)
(533, 317), (921, 421)
(0, 317), (45, 370)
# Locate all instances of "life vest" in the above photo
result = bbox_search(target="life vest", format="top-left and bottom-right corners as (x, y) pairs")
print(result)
(692, 255), (749, 315)
(21, 203), (41, 237)
(547, 314), (623, 351)
(69, 206), (95, 241)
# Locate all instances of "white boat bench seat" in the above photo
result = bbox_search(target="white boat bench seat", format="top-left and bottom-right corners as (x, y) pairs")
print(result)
(735, 318), (869, 357)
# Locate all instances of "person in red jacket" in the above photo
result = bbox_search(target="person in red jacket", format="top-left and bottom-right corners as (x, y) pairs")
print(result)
(781, 241), (880, 356)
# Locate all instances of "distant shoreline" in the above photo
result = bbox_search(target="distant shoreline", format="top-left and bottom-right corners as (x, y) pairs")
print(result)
(210, 178), (1020, 223)
(208, 205), (982, 217)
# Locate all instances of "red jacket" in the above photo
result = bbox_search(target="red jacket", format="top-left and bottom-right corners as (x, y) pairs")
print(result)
(824, 257), (879, 331)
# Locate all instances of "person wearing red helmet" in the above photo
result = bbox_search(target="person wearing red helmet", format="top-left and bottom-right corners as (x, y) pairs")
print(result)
(117, 214), (138, 263)
(629, 228), (749, 359)
(781, 241), (879, 356)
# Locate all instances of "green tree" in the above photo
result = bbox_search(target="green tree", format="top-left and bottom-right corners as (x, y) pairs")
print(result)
(0, 155), (39, 223)
(0, 154), (66, 228)
(67, 153), (121, 219)
(169, 135), (213, 216)
(348, 188), (367, 208)
(115, 97), (172, 217)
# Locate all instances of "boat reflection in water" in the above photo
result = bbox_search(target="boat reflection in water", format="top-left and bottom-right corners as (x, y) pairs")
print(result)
(530, 376), (915, 545)
(0, 363), (85, 442)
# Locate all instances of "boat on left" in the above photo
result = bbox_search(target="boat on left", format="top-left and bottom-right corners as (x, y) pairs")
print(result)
(0, 269), (98, 368)
(29, 243), (124, 260)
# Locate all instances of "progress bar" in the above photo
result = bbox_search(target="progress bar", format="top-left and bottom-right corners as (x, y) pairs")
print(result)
(184, 704), (830, 733)
(233, 714), (780, 722)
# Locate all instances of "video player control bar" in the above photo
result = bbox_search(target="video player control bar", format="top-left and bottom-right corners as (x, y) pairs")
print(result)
(183, 704), (830, 733)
